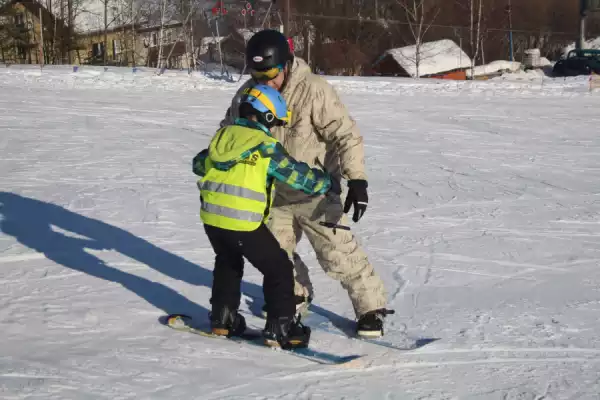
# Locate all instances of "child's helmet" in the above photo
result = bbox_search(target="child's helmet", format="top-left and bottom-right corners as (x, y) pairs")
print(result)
(239, 84), (290, 129)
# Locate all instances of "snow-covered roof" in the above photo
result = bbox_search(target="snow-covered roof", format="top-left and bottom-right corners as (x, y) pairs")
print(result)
(198, 36), (229, 54)
(201, 36), (226, 46)
(384, 39), (471, 77)
(237, 28), (259, 42)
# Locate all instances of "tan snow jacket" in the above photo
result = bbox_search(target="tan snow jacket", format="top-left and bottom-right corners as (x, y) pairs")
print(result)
(220, 57), (367, 205)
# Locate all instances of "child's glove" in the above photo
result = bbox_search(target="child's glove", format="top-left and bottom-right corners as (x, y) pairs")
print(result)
(192, 149), (209, 176)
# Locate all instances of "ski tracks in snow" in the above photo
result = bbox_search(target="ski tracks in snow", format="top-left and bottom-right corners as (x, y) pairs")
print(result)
(2, 70), (600, 399)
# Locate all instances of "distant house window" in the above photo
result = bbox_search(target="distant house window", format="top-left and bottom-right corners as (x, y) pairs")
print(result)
(208, 43), (216, 62)
(92, 42), (104, 58)
(17, 45), (26, 59)
(151, 32), (157, 47)
(165, 30), (172, 43)
(14, 13), (24, 26)
(113, 39), (121, 57)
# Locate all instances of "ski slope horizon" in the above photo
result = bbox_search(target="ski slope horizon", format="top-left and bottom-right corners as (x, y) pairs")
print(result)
(2, 66), (600, 399)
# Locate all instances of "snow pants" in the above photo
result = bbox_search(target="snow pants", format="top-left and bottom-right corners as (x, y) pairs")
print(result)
(267, 193), (387, 318)
(204, 223), (295, 319)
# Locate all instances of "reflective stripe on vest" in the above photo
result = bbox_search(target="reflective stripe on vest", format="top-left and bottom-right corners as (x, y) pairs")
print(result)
(199, 125), (278, 232)
(200, 202), (264, 223)
(200, 181), (266, 203)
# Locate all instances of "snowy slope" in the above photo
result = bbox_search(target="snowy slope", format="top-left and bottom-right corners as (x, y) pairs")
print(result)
(2, 66), (600, 399)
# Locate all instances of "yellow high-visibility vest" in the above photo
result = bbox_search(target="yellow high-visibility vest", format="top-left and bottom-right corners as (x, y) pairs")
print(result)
(199, 125), (277, 231)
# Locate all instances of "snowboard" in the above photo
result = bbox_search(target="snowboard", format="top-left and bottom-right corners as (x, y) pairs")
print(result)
(164, 314), (364, 366)
(255, 305), (439, 352)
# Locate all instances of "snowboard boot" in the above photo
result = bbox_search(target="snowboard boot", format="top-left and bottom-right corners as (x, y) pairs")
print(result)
(356, 309), (395, 338)
(209, 305), (247, 337)
(263, 315), (311, 349)
(261, 295), (313, 319)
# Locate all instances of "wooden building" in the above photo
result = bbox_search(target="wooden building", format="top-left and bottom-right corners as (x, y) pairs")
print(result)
(0, 0), (70, 64)
(372, 39), (471, 80)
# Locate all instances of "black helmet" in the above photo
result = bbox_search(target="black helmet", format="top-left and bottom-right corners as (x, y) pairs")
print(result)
(246, 29), (292, 70)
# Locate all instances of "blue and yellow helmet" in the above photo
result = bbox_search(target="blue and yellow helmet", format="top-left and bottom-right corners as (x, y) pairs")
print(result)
(240, 84), (290, 127)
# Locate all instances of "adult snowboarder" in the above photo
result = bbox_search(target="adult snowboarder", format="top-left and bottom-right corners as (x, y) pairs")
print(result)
(193, 83), (332, 348)
(220, 29), (392, 337)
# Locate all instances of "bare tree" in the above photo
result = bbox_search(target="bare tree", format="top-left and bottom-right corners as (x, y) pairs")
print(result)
(103, 0), (110, 65)
(455, 0), (484, 76)
(156, 0), (167, 70)
(67, 0), (73, 62)
(296, 0), (392, 75)
(98, 0), (142, 66)
(109, 0), (144, 66)
(470, 0), (483, 72)
(101, 0), (140, 65)
(0, 0), (21, 63)
(47, 0), (86, 64)
(394, 0), (440, 77)
(118, 0), (141, 67)
(160, 0), (197, 71)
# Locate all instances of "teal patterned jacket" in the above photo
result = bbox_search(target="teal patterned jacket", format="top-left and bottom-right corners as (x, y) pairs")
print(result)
(193, 118), (332, 196)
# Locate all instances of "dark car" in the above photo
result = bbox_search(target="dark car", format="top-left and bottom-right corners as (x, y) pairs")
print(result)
(553, 49), (600, 77)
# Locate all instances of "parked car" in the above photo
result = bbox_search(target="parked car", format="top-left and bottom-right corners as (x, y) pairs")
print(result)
(553, 49), (600, 77)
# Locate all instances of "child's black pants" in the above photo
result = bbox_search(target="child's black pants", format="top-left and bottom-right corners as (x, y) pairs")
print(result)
(204, 223), (295, 319)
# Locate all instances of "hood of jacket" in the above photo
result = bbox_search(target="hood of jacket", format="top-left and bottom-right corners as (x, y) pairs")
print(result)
(208, 121), (268, 170)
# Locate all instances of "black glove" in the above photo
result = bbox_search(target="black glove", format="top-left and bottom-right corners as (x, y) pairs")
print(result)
(343, 180), (368, 222)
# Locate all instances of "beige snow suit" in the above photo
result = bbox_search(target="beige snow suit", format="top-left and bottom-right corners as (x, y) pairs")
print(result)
(221, 57), (387, 317)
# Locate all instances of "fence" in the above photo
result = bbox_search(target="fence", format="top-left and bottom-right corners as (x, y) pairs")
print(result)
(288, 16), (580, 77)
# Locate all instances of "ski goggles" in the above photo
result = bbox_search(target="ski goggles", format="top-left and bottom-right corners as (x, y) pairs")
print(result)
(263, 109), (293, 127)
(250, 64), (284, 80)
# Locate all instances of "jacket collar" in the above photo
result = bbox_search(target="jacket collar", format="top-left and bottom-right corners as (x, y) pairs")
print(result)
(234, 118), (272, 136)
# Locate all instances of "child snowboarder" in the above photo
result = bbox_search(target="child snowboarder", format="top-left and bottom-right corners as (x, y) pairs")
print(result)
(192, 84), (332, 349)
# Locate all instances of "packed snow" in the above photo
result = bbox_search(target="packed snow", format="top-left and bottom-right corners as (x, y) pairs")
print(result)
(1, 65), (600, 399)
(466, 60), (523, 78)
